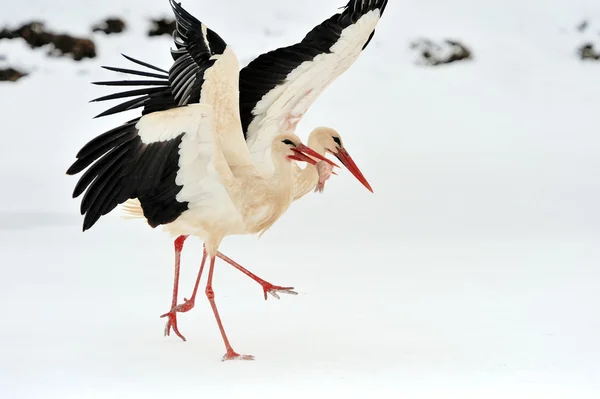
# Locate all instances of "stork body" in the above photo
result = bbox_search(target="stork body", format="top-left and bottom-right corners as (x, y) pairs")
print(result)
(91, 0), (386, 195)
(67, 1), (334, 360)
(70, 0), (388, 358)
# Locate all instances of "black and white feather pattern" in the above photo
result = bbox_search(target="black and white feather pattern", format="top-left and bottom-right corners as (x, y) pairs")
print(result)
(66, 118), (189, 231)
(90, 0), (226, 119)
(167, 0), (226, 105)
(67, 0), (388, 231)
(239, 0), (388, 142)
(67, 0), (227, 232)
(86, 0), (387, 146)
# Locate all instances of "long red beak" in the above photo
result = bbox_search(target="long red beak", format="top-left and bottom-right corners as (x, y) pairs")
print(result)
(290, 144), (339, 168)
(288, 150), (318, 164)
(333, 148), (373, 193)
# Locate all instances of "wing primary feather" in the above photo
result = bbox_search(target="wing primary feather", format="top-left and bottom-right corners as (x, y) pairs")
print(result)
(82, 164), (128, 228)
(101, 66), (168, 79)
(71, 120), (138, 160)
(121, 53), (169, 74)
(78, 143), (130, 209)
(179, 80), (196, 105)
(170, 61), (197, 89)
(172, 69), (197, 101)
(239, 0), (387, 140)
(90, 87), (166, 103)
(68, 127), (137, 176)
(85, 1), (229, 120)
(94, 97), (150, 118)
(92, 80), (169, 87)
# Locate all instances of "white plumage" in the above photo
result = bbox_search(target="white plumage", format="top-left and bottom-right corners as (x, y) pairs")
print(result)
(67, 0), (388, 361)
(245, 10), (385, 175)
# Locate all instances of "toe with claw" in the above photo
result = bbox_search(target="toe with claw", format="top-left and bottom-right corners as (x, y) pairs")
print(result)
(160, 297), (196, 342)
(262, 283), (298, 300)
(222, 350), (255, 361)
(160, 311), (187, 342)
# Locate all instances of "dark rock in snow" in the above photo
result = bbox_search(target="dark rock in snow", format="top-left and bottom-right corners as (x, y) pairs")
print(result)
(578, 43), (600, 60)
(92, 18), (127, 35)
(577, 20), (589, 32)
(148, 18), (176, 37)
(49, 34), (96, 61)
(410, 38), (473, 66)
(0, 21), (97, 61)
(0, 68), (27, 82)
(0, 22), (54, 48)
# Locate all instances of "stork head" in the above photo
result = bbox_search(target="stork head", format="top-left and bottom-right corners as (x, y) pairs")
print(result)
(308, 127), (373, 193)
(272, 133), (338, 167)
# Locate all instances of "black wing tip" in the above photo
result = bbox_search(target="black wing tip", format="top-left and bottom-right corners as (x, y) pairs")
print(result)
(170, 0), (190, 15)
(100, 65), (169, 79)
(66, 162), (80, 176)
(120, 53), (169, 74)
(169, 0), (191, 22)
(82, 217), (96, 232)
(93, 96), (149, 119)
(90, 56), (169, 115)
(342, 0), (388, 16)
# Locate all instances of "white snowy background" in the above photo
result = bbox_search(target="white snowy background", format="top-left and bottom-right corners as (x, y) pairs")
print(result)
(1, 0), (599, 398)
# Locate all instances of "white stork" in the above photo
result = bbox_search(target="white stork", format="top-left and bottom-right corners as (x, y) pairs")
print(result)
(88, 0), (388, 343)
(67, 1), (338, 361)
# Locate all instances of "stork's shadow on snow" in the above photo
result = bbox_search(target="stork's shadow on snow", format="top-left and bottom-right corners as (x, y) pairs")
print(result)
(0, 211), (80, 231)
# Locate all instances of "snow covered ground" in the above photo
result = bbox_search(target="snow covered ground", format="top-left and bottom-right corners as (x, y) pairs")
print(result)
(1, 0), (599, 398)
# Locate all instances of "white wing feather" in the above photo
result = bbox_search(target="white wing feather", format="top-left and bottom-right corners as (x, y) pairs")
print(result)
(247, 11), (382, 175)
(123, 104), (240, 234)
(201, 48), (255, 169)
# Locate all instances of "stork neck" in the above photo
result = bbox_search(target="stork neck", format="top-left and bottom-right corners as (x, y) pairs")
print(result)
(270, 153), (295, 189)
(290, 134), (327, 200)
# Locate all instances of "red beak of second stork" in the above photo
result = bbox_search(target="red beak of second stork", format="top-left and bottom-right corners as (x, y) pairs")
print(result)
(331, 147), (374, 193)
(289, 144), (339, 168)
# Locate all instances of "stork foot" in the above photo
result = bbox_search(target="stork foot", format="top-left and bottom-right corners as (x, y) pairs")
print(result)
(160, 298), (196, 341)
(161, 311), (186, 342)
(262, 283), (298, 300)
(222, 350), (255, 361)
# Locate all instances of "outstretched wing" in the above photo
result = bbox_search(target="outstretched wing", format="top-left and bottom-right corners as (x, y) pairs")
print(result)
(90, 0), (227, 119)
(239, 0), (388, 173)
(88, 0), (251, 170)
(67, 2), (255, 232)
(66, 103), (235, 232)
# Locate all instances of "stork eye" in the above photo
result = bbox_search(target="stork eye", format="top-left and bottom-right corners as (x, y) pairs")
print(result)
(281, 139), (296, 146)
(332, 136), (342, 146)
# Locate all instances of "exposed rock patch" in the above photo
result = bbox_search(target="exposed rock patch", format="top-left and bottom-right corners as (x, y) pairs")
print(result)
(148, 18), (176, 37)
(578, 43), (600, 60)
(411, 38), (472, 66)
(0, 21), (96, 61)
(0, 68), (27, 82)
(577, 20), (589, 32)
(92, 18), (126, 35)
(1, 22), (53, 48)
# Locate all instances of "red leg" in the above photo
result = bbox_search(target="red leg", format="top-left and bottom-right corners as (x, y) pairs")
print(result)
(205, 254), (254, 361)
(161, 241), (207, 341)
(217, 251), (298, 300)
(161, 235), (188, 341)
